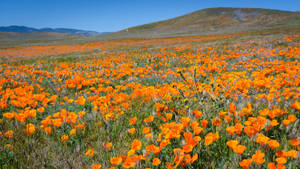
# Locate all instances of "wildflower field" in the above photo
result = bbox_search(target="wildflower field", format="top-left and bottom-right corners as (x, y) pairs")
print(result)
(0, 32), (299, 169)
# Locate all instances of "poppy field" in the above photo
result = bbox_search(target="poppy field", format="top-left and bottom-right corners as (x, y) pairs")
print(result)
(0, 32), (299, 169)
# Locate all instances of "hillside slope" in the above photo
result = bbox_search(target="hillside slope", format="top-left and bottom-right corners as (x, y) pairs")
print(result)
(94, 7), (300, 39)
(0, 32), (78, 47)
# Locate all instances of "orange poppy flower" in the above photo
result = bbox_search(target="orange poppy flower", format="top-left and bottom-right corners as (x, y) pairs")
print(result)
(152, 158), (161, 166)
(128, 128), (135, 134)
(127, 149), (135, 156)
(37, 107), (45, 113)
(25, 123), (35, 136)
(224, 115), (232, 123)
(286, 150), (298, 159)
(200, 120), (208, 128)
(146, 144), (160, 154)
(61, 135), (69, 142)
(142, 127), (151, 134)
(287, 115), (296, 122)
(75, 96), (86, 105)
(182, 144), (193, 153)
(85, 148), (95, 157)
(227, 140), (239, 149)
(69, 128), (76, 135)
(282, 120), (290, 127)
(181, 117), (191, 127)
(154, 103), (165, 112)
(252, 150), (265, 165)
(3, 112), (15, 119)
(226, 126), (236, 135)
(122, 159), (135, 168)
(131, 139), (142, 150)
(229, 103), (236, 115)
(233, 145), (247, 154)
(129, 117), (137, 125)
(276, 164), (285, 169)
(166, 113), (173, 120)
(239, 159), (252, 169)
(144, 115), (154, 123)
(270, 119), (279, 127)
(267, 140), (280, 149)
(191, 153), (198, 164)
(110, 156), (122, 165)
(193, 109), (202, 118)
(193, 126), (203, 135)
(256, 133), (270, 145)
(275, 157), (287, 164)
(267, 162), (276, 169)
(204, 132), (219, 145)
(211, 117), (222, 126)
(234, 123), (243, 135)
(92, 164), (102, 169)
(105, 142), (112, 151)
(289, 138), (300, 147)
(44, 127), (52, 134)
(4, 130), (13, 138)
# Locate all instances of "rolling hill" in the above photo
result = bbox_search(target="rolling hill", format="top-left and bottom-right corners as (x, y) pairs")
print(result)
(94, 7), (300, 39)
(0, 32), (78, 47)
(1, 7), (300, 47)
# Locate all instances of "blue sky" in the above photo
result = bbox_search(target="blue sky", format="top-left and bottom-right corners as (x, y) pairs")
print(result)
(0, 0), (299, 32)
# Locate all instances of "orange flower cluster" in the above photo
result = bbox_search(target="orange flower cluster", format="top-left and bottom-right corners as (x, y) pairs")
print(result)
(227, 140), (247, 154)
(0, 33), (299, 168)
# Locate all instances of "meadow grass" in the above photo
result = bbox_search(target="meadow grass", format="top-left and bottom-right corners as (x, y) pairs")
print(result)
(0, 32), (299, 169)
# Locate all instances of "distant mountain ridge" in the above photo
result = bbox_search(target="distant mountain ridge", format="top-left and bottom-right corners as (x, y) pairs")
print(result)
(0, 25), (101, 36)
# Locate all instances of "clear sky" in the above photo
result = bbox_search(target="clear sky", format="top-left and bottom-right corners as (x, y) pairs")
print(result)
(1, 0), (299, 32)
